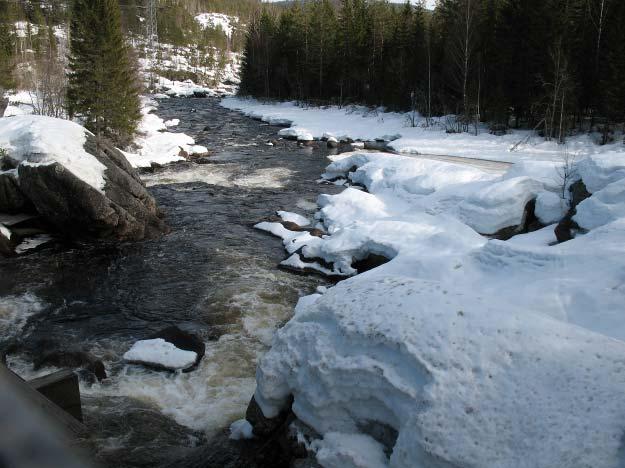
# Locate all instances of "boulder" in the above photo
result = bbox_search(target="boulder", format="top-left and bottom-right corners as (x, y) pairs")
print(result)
(245, 395), (294, 437)
(0, 170), (31, 213)
(16, 132), (167, 241)
(33, 350), (107, 383)
(148, 326), (205, 371)
(326, 137), (339, 149)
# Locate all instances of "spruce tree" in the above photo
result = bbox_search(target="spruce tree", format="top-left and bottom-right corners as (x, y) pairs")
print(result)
(67, 0), (141, 147)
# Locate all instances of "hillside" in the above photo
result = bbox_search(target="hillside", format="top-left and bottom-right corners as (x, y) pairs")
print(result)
(0, 0), (261, 97)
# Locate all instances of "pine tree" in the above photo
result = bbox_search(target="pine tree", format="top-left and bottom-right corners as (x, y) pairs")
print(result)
(67, 0), (141, 147)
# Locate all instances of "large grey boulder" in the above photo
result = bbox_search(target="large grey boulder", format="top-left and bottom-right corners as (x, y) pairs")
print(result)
(15, 133), (167, 241)
(0, 170), (31, 213)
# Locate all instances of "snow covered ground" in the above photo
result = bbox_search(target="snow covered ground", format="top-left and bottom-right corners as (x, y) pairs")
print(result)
(226, 100), (625, 467)
(195, 12), (239, 39)
(123, 96), (207, 168)
(221, 97), (616, 164)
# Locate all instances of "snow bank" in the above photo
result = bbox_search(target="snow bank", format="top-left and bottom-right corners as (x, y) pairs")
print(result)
(123, 97), (207, 168)
(222, 97), (622, 164)
(123, 338), (197, 370)
(251, 147), (625, 467)
(0, 115), (107, 192)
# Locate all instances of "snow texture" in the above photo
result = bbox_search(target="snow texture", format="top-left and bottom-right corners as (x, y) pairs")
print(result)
(123, 97), (207, 168)
(195, 13), (238, 38)
(277, 210), (310, 226)
(123, 338), (197, 370)
(248, 144), (625, 468)
(229, 419), (254, 440)
(0, 115), (107, 192)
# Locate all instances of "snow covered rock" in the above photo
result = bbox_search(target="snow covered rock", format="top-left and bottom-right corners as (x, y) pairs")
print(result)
(123, 338), (198, 371)
(0, 116), (167, 241)
(229, 419), (254, 440)
(535, 191), (567, 224)
(574, 179), (625, 230)
(147, 325), (205, 371)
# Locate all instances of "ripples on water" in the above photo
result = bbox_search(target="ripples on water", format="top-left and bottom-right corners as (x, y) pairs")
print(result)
(0, 98), (340, 466)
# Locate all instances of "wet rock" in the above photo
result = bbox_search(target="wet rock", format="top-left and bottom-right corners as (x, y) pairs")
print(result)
(326, 138), (338, 149)
(491, 199), (543, 240)
(279, 221), (326, 238)
(569, 179), (591, 209)
(308, 228), (325, 238)
(179, 147), (190, 159)
(18, 133), (168, 241)
(33, 350), (107, 383)
(0, 170), (31, 213)
(352, 253), (391, 273)
(148, 325), (205, 371)
(193, 91), (208, 98)
(554, 215), (579, 243)
(246, 395), (294, 437)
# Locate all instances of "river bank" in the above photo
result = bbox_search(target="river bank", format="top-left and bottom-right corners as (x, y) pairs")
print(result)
(0, 97), (340, 467)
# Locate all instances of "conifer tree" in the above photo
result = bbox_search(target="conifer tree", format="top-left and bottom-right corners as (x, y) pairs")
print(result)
(66, 0), (141, 147)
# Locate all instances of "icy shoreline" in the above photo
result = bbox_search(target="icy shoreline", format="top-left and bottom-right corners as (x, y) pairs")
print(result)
(222, 100), (625, 467)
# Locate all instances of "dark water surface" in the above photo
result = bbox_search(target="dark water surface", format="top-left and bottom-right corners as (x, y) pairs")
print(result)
(0, 98), (339, 467)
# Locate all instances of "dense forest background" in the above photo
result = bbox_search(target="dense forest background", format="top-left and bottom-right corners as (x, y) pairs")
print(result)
(0, 0), (259, 92)
(240, 0), (625, 141)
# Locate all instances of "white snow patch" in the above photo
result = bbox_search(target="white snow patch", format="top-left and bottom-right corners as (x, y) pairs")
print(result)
(249, 144), (625, 468)
(0, 115), (107, 192)
(123, 338), (197, 370)
(229, 419), (254, 440)
(311, 432), (389, 468)
(195, 13), (238, 39)
(535, 191), (567, 224)
(277, 210), (310, 227)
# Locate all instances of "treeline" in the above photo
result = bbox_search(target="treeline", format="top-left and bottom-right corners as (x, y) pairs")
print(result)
(239, 0), (625, 140)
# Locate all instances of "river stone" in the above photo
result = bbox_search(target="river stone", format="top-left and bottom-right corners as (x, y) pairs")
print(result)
(17, 134), (168, 241)
(148, 326), (205, 372)
(0, 223), (13, 256)
(245, 395), (294, 437)
(0, 170), (31, 213)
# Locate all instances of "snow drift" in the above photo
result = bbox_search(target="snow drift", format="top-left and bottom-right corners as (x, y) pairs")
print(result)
(249, 148), (625, 468)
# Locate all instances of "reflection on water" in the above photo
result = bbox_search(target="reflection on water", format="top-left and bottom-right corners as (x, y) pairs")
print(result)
(0, 98), (340, 467)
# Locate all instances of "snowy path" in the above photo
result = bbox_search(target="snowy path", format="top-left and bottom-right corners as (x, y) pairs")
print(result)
(408, 152), (513, 172)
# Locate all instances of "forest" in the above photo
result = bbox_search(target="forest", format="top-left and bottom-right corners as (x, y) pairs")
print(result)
(239, 0), (625, 141)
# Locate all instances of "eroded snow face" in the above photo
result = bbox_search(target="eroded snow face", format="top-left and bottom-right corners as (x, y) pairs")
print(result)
(250, 148), (625, 468)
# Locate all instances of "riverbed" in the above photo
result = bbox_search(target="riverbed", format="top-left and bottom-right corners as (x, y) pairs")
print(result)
(0, 97), (340, 467)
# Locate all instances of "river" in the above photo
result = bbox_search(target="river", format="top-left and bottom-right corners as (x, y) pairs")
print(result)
(0, 97), (340, 467)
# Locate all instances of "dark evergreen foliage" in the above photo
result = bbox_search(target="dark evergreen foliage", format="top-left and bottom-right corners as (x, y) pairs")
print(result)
(239, 0), (625, 137)
(66, 0), (141, 147)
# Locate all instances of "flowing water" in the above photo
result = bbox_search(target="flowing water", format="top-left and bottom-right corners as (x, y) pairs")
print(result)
(0, 98), (340, 467)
